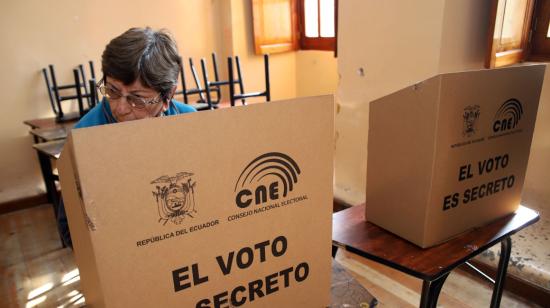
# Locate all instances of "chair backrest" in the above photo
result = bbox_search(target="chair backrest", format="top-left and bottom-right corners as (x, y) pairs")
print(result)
(175, 57), (212, 111)
(77, 61), (96, 108)
(202, 53), (221, 105)
(73, 69), (99, 118)
(227, 54), (270, 107)
(42, 61), (97, 122)
(88, 79), (98, 110)
(200, 53), (245, 108)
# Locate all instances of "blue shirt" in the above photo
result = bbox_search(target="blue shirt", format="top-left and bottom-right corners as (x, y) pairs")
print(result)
(74, 98), (196, 129)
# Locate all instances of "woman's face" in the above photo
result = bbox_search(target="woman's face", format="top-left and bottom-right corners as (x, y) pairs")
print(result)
(105, 76), (168, 122)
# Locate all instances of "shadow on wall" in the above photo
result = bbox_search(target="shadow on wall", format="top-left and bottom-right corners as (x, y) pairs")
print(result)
(524, 67), (550, 208)
(334, 98), (370, 206)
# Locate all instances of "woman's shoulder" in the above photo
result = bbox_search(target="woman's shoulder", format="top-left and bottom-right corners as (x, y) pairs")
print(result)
(170, 100), (197, 114)
(73, 101), (110, 129)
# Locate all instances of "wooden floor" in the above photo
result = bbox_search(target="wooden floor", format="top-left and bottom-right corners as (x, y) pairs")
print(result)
(1, 204), (83, 308)
(0, 204), (541, 308)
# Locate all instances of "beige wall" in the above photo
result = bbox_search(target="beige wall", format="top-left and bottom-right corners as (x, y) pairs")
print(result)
(335, 0), (446, 204)
(524, 68), (550, 206)
(296, 50), (338, 97)
(438, 0), (491, 72)
(336, 0), (550, 208)
(228, 0), (297, 102)
(0, 0), (338, 204)
(0, 0), (223, 202)
(4, 0), (546, 208)
(227, 1), (338, 102)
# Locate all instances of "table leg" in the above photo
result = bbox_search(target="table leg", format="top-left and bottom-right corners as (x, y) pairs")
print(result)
(490, 236), (511, 308)
(36, 151), (64, 247)
(332, 245), (338, 258)
(419, 273), (449, 308)
(36, 151), (57, 206)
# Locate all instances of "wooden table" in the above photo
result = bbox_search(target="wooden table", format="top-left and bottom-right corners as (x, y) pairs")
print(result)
(30, 126), (69, 142)
(32, 139), (66, 246)
(23, 113), (79, 130)
(33, 139), (65, 203)
(28, 125), (70, 213)
(332, 204), (539, 308)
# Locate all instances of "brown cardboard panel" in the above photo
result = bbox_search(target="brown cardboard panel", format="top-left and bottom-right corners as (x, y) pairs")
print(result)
(366, 65), (546, 248)
(366, 75), (441, 245)
(58, 137), (105, 307)
(59, 95), (334, 307)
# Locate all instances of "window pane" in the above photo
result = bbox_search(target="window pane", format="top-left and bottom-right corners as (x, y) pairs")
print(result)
(319, 0), (334, 37)
(304, 0), (319, 37)
(500, 0), (528, 43)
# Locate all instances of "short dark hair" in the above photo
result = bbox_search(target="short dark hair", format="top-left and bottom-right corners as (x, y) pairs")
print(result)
(102, 27), (181, 100)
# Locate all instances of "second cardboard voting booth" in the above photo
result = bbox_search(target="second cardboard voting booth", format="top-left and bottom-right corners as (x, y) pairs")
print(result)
(366, 64), (546, 248)
(59, 96), (334, 307)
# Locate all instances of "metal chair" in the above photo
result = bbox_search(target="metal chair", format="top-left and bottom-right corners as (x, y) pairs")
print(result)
(175, 57), (214, 111)
(227, 54), (270, 106)
(73, 69), (99, 117)
(200, 53), (246, 108)
(42, 61), (97, 121)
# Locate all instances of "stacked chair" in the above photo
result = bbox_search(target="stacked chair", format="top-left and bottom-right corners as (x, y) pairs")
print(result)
(42, 61), (99, 122)
(43, 53), (271, 115)
(227, 54), (270, 106)
(176, 57), (211, 111)
(200, 52), (245, 109)
(177, 53), (271, 110)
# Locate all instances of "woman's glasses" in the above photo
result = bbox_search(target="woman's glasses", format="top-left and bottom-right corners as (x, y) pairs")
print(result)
(97, 79), (162, 109)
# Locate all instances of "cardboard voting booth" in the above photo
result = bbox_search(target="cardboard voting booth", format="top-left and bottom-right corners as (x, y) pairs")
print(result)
(366, 65), (546, 248)
(58, 96), (334, 307)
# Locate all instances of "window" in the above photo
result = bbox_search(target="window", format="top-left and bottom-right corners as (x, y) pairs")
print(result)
(252, 0), (337, 55)
(486, 0), (550, 67)
(298, 0), (336, 51)
(485, 0), (532, 68)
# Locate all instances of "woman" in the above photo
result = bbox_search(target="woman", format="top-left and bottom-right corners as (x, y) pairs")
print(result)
(75, 27), (195, 128)
(58, 27), (195, 247)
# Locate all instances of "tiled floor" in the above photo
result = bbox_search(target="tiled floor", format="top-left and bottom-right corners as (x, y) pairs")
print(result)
(336, 250), (541, 307)
(475, 201), (550, 292)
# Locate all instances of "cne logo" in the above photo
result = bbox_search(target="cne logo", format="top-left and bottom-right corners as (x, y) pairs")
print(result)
(234, 152), (301, 208)
(493, 99), (523, 133)
(151, 172), (197, 225)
